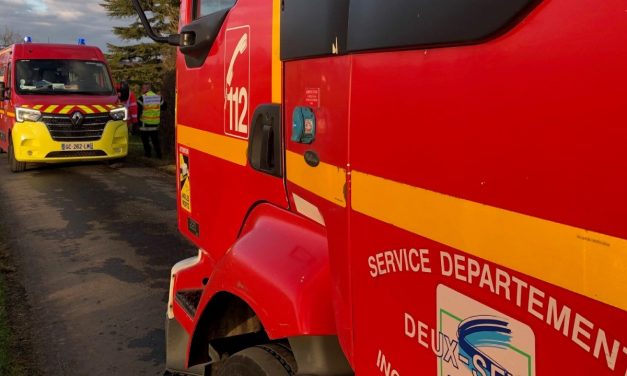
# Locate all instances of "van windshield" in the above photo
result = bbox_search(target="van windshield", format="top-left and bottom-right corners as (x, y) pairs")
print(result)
(15, 59), (115, 96)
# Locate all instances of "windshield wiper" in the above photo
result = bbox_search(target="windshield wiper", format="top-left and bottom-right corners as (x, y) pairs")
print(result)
(65, 91), (111, 95)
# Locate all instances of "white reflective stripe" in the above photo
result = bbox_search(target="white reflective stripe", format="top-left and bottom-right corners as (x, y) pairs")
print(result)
(167, 250), (203, 319)
(293, 193), (326, 226)
(139, 126), (159, 131)
(142, 95), (161, 105)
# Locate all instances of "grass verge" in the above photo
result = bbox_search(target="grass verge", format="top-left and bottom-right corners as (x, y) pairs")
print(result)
(0, 232), (39, 376)
(0, 274), (20, 375)
(124, 134), (177, 175)
(0, 261), (26, 375)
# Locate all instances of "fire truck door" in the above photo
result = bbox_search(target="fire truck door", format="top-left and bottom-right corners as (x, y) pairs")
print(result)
(346, 1), (627, 375)
(175, 0), (288, 260)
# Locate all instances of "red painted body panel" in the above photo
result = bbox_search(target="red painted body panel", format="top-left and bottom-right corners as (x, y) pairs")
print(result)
(350, 220), (626, 375)
(348, 1), (627, 375)
(284, 55), (355, 362)
(172, 203), (335, 337)
(349, 1), (627, 239)
(170, 0), (627, 374)
(175, 0), (288, 262)
(280, 0), (627, 374)
(12, 43), (106, 61)
(181, 203), (335, 339)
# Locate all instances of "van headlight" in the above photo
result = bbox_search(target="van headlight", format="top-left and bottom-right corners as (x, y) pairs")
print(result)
(109, 107), (128, 121)
(15, 108), (42, 122)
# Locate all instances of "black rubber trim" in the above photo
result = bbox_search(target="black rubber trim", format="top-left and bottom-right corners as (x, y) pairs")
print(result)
(248, 104), (282, 178)
(347, 0), (539, 52)
(175, 289), (203, 318)
(181, 8), (231, 68)
(281, 0), (539, 60)
(280, 0), (350, 60)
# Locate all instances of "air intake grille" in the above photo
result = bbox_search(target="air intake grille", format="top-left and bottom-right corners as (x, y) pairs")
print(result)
(43, 113), (111, 141)
(46, 150), (107, 158)
(176, 290), (203, 317)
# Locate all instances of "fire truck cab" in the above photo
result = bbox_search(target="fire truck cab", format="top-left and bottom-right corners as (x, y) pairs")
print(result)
(134, 0), (627, 375)
(0, 41), (127, 172)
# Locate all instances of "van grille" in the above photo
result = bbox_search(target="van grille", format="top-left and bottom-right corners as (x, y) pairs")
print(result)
(46, 150), (107, 158)
(42, 113), (111, 141)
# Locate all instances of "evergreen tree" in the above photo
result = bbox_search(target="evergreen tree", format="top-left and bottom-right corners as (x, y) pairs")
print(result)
(100, 0), (179, 89)
(101, 0), (180, 158)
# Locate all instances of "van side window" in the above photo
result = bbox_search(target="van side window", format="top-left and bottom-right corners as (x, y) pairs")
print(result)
(193, 0), (236, 20)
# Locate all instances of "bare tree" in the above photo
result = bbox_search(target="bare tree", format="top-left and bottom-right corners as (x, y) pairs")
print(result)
(1, 25), (22, 48)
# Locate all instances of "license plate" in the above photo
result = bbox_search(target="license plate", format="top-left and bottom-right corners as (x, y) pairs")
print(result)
(61, 142), (94, 151)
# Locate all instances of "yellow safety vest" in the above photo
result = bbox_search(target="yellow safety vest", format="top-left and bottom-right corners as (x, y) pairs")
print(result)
(140, 91), (162, 127)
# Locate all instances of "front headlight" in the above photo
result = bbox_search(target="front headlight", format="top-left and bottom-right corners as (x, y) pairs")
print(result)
(15, 108), (42, 123)
(109, 107), (128, 121)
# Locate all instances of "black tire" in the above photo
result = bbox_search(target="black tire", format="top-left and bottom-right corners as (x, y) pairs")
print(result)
(8, 136), (25, 173)
(216, 344), (297, 376)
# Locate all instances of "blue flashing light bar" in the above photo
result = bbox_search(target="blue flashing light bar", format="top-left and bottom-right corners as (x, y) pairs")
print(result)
(78, 38), (86, 45)
(24, 36), (32, 43)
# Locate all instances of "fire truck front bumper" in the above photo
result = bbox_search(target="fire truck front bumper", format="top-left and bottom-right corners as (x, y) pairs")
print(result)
(165, 250), (208, 376)
(11, 120), (128, 163)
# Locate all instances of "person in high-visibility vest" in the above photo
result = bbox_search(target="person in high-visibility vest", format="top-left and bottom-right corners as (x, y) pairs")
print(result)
(137, 82), (166, 158)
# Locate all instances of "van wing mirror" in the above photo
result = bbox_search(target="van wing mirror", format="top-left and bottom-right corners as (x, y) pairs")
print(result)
(131, 0), (180, 46)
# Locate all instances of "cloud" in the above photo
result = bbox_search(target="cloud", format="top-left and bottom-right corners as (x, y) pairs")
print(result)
(0, 0), (135, 51)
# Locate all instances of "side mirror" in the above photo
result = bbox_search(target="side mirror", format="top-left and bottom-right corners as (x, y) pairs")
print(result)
(179, 9), (230, 68)
(0, 82), (5, 100)
(131, 0), (180, 46)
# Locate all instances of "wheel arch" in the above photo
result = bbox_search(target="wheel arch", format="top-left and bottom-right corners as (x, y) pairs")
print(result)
(187, 203), (339, 368)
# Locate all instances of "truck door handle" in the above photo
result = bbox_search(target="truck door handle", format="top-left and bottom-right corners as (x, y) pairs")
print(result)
(248, 104), (282, 177)
(260, 123), (274, 170)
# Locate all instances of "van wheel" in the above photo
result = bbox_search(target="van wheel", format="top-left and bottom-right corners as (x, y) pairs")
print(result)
(8, 137), (25, 173)
(216, 344), (297, 376)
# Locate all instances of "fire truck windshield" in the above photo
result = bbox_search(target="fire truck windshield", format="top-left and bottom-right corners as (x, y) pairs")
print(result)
(15, 59), (115, 96)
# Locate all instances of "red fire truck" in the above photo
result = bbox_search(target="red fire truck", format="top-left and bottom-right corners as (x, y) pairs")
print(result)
(134, 0), (627, 375)
(0, 41), (127, 172)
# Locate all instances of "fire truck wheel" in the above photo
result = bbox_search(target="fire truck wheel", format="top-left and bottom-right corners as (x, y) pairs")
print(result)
(8, 137), (25, 173)
(216, 343), (297, 376)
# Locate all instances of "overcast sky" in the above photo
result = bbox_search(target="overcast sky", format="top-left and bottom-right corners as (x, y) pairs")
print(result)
(0, 0), (132, 52)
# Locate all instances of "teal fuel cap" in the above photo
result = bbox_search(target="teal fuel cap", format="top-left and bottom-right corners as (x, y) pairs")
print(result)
(291, 106), (316, 144)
